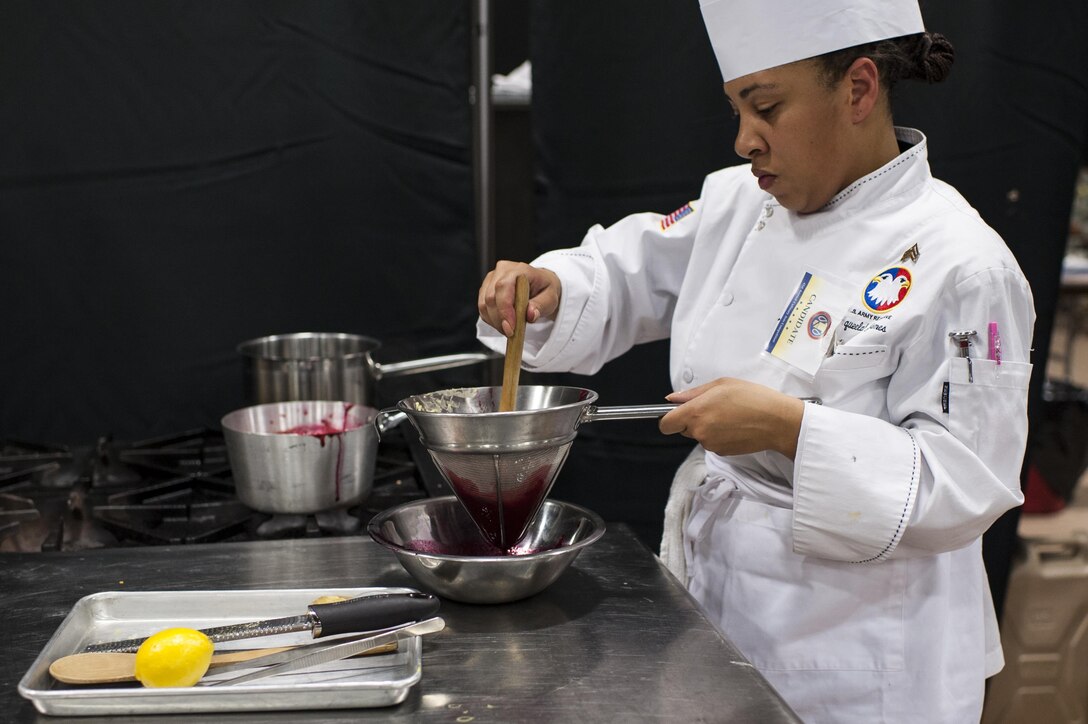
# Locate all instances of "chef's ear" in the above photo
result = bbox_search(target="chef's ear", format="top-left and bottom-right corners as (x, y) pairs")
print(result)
(845, 57), (881, 123)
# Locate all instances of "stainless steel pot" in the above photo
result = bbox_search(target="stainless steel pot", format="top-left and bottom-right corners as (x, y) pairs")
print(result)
(221, 400), (407, 514)
(238, 332), (495, 406)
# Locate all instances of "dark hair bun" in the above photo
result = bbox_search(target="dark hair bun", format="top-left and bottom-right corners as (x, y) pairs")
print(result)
(914, 32), (954, 83)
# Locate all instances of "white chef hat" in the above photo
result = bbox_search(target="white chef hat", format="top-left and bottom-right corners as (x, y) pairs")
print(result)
(700, 0), (926, 83)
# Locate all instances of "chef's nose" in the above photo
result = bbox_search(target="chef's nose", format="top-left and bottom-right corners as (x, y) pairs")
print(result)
(734, 117), (766, 159)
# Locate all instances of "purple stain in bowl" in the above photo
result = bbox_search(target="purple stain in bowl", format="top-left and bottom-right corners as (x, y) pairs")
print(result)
(403, 538), (565, 557)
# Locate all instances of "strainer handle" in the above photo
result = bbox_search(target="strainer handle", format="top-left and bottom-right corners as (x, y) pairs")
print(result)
(582, 397), (821, 424)
(581, 403), (678, 423)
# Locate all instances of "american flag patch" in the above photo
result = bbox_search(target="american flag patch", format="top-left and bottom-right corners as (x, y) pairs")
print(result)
(661, 203), (694, 231)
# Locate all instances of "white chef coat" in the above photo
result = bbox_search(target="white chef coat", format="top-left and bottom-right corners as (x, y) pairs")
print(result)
(477, 128), (1035, 723)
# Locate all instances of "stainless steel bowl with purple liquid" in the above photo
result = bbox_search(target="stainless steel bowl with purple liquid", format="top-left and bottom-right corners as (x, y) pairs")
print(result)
(367, 496), (605, 604)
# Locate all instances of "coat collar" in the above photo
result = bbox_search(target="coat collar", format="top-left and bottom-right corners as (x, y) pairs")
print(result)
(823, 127), (929, 211)
(775, 127), (931, 236)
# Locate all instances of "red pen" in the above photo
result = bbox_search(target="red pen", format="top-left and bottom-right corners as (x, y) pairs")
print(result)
(988, 322), (1002, 365)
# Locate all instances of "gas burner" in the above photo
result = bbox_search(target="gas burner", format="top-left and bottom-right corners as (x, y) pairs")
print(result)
(0, 438), (79, 489)
(119, 429), (230, 479)
(373, 453), (418, 486)
(0, 492), (39, 536)
(0, 465), (54, 493)
(87, 436), (142, 488)
(93, 475), (253, 545)
(0, 483), (120, 553)
(364, 477), (428, 516)
(255, 509), (363, 539)
(0, 437), (71, 463)
(104, 475), (237, 506)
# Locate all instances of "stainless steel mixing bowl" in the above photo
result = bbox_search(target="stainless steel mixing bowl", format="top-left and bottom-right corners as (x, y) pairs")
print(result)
(367, 496), (605, 604)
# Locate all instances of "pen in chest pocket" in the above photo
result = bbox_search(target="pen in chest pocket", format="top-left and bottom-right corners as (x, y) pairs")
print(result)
(988, 322), (1002, 364)
(949, 330), (978, 383)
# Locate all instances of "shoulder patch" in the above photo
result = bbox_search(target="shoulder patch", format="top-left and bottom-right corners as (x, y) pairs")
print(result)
(660, 202), (694, 231)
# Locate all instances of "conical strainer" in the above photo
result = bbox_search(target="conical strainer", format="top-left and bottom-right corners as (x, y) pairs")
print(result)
(394, 385), (675, 549)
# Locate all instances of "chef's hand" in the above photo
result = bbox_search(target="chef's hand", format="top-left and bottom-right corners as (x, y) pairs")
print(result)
(659, 378), (806, 460)
(478, 261), (562, 337)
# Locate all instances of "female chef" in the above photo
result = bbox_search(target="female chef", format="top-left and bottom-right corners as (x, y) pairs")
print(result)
(476, 1), (1035, 721)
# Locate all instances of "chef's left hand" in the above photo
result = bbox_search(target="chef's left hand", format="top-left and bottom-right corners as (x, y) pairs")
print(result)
(659, 378), (806, 460)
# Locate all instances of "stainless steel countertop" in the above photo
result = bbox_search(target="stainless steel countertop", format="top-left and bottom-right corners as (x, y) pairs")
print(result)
(0, 525), (800, 722)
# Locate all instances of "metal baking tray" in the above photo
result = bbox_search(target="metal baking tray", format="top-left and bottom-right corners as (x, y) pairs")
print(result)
(18, 587), (426, 716)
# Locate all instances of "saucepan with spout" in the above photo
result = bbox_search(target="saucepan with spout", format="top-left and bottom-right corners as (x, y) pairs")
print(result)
(238, 332), (497, 407)
(222, 400), (408, 515)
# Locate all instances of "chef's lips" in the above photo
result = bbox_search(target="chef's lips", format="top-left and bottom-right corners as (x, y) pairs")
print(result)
(82, 592), (440, 654)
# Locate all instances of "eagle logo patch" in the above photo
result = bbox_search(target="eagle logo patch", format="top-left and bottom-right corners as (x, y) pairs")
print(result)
(863, 267), (912, 313)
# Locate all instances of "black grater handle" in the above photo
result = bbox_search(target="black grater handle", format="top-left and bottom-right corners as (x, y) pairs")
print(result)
(309, 592), (440, 638)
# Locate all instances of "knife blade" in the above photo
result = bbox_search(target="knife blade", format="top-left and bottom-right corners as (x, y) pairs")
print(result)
(208, 616), (446, 686)
(82, 592), (440, 653)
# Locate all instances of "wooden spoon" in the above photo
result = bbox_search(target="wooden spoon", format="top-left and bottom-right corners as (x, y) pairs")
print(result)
(499, 274), (530, 412)
(48, 641), (397, 685)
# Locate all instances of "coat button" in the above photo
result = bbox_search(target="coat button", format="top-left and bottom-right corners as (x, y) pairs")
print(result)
(720, 291), (734, 306)
(756, 220), (766, 231)
(682, 369), (694, 384)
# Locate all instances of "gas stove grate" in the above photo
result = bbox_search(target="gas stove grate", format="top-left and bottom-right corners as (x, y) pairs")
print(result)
(0, 425), (435, 551)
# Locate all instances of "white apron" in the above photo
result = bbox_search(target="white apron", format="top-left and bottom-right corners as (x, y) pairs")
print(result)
(685, 478), (996, 723)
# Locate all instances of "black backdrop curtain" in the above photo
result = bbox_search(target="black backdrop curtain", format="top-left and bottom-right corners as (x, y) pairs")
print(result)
(528, 0), (1088, 606)
(0, 1), (481, 444)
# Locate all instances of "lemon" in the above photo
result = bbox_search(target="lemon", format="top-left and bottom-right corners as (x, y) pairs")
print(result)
(133, 627), (214, 688)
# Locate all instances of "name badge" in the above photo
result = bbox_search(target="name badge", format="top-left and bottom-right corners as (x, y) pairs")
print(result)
(763, 270), (854, 380)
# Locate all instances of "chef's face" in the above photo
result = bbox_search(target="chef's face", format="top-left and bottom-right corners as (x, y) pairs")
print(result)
(724, 60), (858, 214)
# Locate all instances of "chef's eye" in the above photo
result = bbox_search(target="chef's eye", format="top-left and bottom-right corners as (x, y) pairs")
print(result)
(756, 103), (779, 118)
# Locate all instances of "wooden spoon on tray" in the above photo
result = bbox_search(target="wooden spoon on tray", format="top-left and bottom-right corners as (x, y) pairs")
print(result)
(49, 642), (398, 685)
(499, 275), (530, 412)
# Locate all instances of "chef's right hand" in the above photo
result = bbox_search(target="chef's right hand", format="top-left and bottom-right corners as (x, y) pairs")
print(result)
(478, 261), (562, 337)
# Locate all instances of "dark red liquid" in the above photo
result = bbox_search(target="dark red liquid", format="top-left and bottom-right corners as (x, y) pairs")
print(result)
(282, 421), (360, 436)
(274, 403), (361, 502)
(403, 538), (563, 557)
(279, 402), (362, 442)
(441, 465), (553, 550)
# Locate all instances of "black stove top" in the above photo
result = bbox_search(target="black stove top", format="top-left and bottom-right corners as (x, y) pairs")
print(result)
(0, 426), (448, 553)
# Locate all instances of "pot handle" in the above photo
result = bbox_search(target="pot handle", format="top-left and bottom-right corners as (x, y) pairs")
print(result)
(373, 351), (499, 380)
(373, 408), (409, 440)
